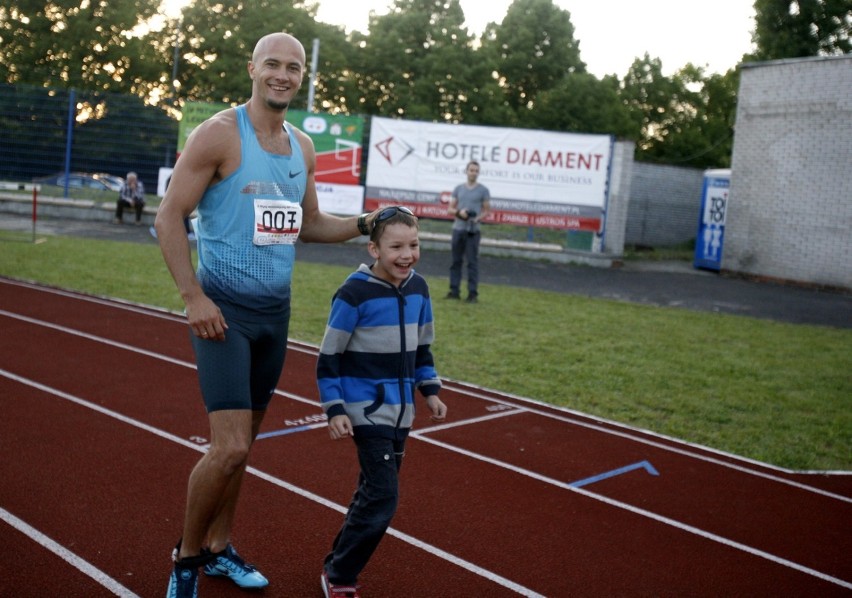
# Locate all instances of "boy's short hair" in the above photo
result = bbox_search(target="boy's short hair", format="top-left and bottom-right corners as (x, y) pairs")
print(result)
(370, 206), (418, 243)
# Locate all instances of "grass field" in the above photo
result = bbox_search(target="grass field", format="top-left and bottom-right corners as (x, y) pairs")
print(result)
(1, 231), (849, 471)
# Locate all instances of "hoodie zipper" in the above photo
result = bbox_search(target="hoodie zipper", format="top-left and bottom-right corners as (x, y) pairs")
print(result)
(394, 283), (408, 430)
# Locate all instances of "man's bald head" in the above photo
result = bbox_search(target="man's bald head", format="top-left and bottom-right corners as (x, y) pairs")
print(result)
(252, 32), (306, 66)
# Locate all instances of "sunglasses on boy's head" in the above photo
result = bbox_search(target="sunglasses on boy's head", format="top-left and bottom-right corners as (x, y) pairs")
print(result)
(375, 206), (414, 224)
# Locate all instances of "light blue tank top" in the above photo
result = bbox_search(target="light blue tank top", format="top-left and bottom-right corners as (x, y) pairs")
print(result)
(195, 105), (307, 319)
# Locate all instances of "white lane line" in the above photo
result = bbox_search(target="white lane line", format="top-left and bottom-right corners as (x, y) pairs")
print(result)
(0, 277), (185, 322)
(435, 381), (852, 503)
(2, 305), (850, 501)
(0, 507), (140, 597)
(417, 407), (524, 432)
(410, 433), (852, 591)
(6, 279), (849, 477)
(3, 306), (852, 589)
(0, 369), (544, 598)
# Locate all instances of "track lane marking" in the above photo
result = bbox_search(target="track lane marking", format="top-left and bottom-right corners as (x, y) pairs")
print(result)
(0, 369), (544, 598)
(569, 460), (660, 488)
(438, 380), (852, 501)
(3, 280), (849, 474)
(410, 432), (852, 590)
(3, 302), (852, 589)
(0, 507), (140, 597)
(2, 307), (850, 503)
(4, 364), (850, 591)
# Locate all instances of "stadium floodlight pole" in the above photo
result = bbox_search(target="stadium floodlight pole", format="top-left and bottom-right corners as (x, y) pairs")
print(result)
(171, 35), (180, 104)
(170, 19), (182, 165)
(307, 38), (319, 112)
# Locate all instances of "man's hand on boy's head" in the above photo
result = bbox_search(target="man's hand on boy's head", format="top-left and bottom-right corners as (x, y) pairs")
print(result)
(365, 208), (382, 230)
(328, 414), (354, 440)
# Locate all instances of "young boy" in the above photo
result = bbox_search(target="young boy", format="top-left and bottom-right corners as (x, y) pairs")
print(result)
(316, 206), (447, 598)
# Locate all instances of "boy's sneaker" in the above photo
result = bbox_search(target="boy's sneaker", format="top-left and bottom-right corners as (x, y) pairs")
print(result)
(203, 544), (268, 589)
(321, 571), (361, 598)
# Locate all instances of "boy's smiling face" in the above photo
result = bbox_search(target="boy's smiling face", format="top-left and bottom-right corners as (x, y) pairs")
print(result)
(368, 222), (420, 286)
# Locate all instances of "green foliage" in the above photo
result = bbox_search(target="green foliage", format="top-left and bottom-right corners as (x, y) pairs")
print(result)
(2, 0), (843, 169)
(530, 73), (639, 139)
(750, 0), (852, 60)
(483, 0), (585, 122)
(1, 234), (849, 471)
(169, 0), (320, 107)
(0, 0), (160, 93)
(349, 0), (481, 121)
(620, 56), (738, 167)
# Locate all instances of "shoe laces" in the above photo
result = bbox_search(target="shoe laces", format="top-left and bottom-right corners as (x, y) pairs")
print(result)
(215, 545), (258, 574)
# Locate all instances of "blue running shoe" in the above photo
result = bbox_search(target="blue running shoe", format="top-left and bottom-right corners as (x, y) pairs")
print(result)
(167, 540), (214, 598)
(167, 562), (199, 598)
(203, 544), (269, 589)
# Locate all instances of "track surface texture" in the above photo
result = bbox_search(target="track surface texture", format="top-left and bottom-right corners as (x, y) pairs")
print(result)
(1, 277), (850, 596)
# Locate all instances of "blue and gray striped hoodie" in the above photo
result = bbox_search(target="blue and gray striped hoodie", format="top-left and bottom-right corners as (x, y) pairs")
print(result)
(317, 264), (441, 440)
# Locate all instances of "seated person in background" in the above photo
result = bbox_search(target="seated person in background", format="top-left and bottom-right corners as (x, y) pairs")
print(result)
(115, 172), (145, 224)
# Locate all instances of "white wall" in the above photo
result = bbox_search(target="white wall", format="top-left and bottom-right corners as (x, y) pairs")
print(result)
(724, 55), (852, 289)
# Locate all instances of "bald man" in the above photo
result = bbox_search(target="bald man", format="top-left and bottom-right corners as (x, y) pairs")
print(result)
(155, 32), (378, 598)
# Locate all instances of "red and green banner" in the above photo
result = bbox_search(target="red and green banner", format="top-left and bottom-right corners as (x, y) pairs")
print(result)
(285, 111), (364, 186)
(178, 102), (364, 186)
(176, 102), (365, 214)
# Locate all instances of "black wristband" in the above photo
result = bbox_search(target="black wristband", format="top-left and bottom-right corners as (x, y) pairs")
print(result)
(357, 213), (370, 235)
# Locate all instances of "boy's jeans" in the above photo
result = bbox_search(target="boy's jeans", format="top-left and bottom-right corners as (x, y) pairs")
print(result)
(324, 436), (405, 584)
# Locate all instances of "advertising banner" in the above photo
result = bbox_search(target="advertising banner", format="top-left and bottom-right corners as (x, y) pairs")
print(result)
(365, 117), (613, 231)
(178, 102), (365, 215)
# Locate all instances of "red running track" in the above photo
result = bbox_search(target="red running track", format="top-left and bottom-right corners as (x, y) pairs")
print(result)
(1, 276), (850, 597)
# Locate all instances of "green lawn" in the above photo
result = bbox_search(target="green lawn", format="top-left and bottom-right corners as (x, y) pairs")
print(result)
(1, 232), (849, 471)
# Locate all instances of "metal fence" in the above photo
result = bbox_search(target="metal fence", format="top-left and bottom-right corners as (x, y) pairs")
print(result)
(0, 83), (178, 194)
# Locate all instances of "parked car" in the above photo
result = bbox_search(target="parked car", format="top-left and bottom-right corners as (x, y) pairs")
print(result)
(33, 172), (124, 192)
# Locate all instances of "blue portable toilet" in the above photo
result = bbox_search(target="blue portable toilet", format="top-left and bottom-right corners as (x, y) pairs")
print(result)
(694, 169), (731, 271)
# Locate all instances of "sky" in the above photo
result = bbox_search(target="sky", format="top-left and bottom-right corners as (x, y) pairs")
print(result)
(313, 0), (757, 78)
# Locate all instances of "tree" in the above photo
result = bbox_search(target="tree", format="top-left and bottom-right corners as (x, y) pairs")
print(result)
(0, 0), (161, 93)
(751, 0), (851, 60)
(482, 0), (585, 122)
(169, 0), (325, 108)
(530, 73), (638, 139)
(348, 0), (484, 122)
(621, 55), (739, 168)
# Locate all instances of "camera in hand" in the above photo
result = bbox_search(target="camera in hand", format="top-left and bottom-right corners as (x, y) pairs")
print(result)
(464, 210), (478, 234)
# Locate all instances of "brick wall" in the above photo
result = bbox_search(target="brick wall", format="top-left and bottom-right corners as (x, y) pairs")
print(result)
(724, 55), (852, 289)
(625, 162), (704, 247)
(602, 140), (635, 254)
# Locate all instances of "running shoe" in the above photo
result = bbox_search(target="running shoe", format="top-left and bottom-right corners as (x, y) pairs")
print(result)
(167, 562), (199, 598)
(203, 544), (269, 589)
(167, 542), (209, 598)
(321, 571), (362, 598)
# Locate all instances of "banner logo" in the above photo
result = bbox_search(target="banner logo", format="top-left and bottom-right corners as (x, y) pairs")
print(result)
(374, 136), (415, 165)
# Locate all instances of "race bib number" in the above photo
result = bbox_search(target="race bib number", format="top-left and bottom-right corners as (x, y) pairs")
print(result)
(253, 199), (302, 245)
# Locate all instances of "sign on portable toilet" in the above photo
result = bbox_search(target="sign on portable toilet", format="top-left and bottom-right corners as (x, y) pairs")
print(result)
(694, 168), (731, 271)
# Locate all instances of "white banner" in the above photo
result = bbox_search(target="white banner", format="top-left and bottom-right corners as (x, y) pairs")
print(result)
(315, 183), (364, 216)
(365, 117), (612, 230)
